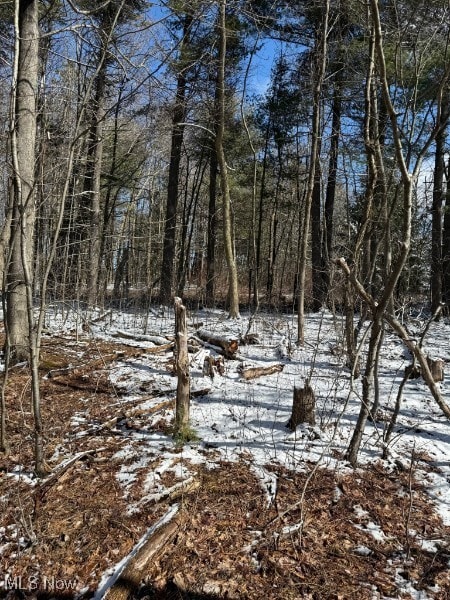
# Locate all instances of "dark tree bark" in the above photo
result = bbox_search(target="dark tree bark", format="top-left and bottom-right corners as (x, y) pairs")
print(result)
(443, 155), (450, 314)
(297, 0), (329, 343)
(160, 15), (192, 304)
(287, 385), (316, 429)
(206, 144), (218, 304)
(430, 118), (446, 315)
(430, 96), (450, 315)
(311, 142), (324, 311)
(322, 69), (342, 295)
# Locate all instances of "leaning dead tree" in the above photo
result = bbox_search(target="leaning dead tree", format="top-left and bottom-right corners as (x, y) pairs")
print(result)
(174, 297), (190, 436)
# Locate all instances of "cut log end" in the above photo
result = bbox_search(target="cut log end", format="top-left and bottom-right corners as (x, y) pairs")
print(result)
(196, 329), (239, 358)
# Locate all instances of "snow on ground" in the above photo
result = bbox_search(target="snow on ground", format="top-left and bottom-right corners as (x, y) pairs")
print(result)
(56, 306), (448, 519)
(41, 304), (450, 596)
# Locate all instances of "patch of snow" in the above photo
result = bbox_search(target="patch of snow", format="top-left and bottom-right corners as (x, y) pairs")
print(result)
(280, 522), (302, 536)
(394, 568), (434, 599)
(249, 464), (278, 507)
(32, 305), (450, 600)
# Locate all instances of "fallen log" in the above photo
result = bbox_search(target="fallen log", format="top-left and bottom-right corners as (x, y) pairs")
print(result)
(143, 342), (174, 354)
(142, 477), (200, 507)
(89, 310), (112, 324)
(100, 506), (181, 600)
(38, 448), (106, 494)
(239, 362), (284, 380)
(48, 374), (113, 394)
(195, 329), (239, 358)
(112, 330), (170, 345)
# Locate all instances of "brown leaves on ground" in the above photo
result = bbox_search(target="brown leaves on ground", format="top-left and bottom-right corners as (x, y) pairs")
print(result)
(1, 334), (449, 599)
(140, 462), (450, 600)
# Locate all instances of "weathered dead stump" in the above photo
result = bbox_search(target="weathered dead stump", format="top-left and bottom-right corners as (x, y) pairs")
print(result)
(174, 297), (190, 433)
(405, 357), (444, 383)
(427, 357), (444, 383)
(405, 363), (421, 379)
(287, 384), (316, 430)
(202, 354), (225, 378)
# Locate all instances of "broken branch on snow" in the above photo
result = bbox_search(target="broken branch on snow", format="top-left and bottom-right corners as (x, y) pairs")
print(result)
(239, 362), (284, 380)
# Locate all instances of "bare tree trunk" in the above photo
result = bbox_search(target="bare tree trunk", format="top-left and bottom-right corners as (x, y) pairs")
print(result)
(177, 155), (206, 296)
(206, 146), (218, 304)
(0, 188), (13, 289)
(6, 0), (39, 364)
(216, 0), (239, 318)
(87, 65), (106, 308)
(160, 15), (192, 304)
(343, 0), (450, 464)
(346, 317), (382, 465)
(431, 123), (446, 315)
(256, 122), (271, 308)
(311, 143), (324, 312)
(297, 0), (329, 344)
(322, 69), (342, 297)
(8, 0), (50, 476)
(240, 38), (260, 311)
(443, 154), (450, 314)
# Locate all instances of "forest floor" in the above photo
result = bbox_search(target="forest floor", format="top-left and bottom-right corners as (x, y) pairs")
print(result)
(1, 306), (450, 599)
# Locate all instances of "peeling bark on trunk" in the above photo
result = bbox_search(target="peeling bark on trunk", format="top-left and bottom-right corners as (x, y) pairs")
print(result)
(174, 297), (190, 433)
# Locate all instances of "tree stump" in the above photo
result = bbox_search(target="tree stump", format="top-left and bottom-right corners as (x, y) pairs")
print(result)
(287, 384), (316, 430)
(174, 297), (190, 432)
(427, 357), (444, 383)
